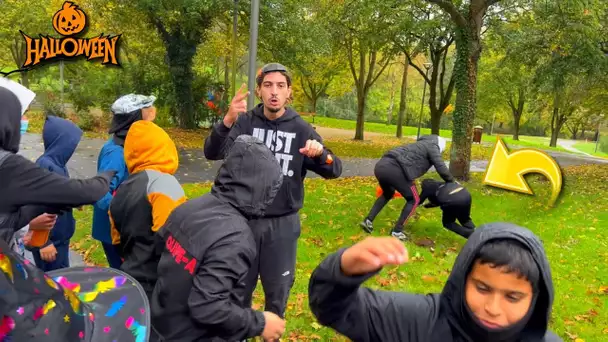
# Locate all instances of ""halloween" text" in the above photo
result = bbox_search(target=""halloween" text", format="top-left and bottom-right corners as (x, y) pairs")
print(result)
(20, 33), (120, 67)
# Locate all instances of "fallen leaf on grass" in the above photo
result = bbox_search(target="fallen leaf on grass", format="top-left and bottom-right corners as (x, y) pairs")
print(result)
(599, 286), (608, 295)
(311, 322), (322, 330)
(422, 275), (438, 283)
(565, 331), (578, 340)
(414, 238), (435, 248)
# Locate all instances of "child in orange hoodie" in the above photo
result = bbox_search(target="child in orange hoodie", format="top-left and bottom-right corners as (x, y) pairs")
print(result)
(109, 120), (186, 298)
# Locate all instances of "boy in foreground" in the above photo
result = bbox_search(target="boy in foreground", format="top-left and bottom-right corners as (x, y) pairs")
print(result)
(309, 222), (561, 341)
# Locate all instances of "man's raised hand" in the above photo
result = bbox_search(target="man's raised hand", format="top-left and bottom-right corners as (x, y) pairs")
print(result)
(223, 83), (249, 128)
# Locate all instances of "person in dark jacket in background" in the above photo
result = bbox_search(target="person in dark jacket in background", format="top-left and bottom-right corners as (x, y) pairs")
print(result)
(29, 115), (83, 271)
(110, 120), (186, 299)
(360, 134), (454, 241)
(309, 222), (561, 342)
(92, 93), (156, 269)
(0, 79), (115, 245)
(419, 178), (476, 238)
(151, 135), (286, 342)
(203, 63), (342, 318)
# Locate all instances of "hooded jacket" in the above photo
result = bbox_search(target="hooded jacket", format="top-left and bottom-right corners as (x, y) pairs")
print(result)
(385, 134), (454, 183)
(34, 116), (83, 247)
(204, 104), (342, 217)
(109, 121), (186, 297)
(0, 87), (113, 244)
(419, 179), (471, 209)
(151, 135), (284, 341)
(308, 222), (561, 342)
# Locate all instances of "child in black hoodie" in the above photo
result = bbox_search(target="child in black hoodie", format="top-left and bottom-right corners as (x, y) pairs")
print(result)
(309, 222), (562, 342)
(0, 79), (115, 244)
(419, 178), (476, 238)
(204, 63), (342, 318)
(151, 135), (286, 341)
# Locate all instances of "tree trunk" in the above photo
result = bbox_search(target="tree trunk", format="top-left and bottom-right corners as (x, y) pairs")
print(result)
(449, 26), (482, 180)
(513, 113), (521, 140)
(311, 96), (318, 113)
(355, 90), (366, 140)
(396, 58), (409, 138)
(430, 108), (442, 135)
(549, 105), (560, 147)
(166, 37), (198, 128)
(224, 56), (230, 91)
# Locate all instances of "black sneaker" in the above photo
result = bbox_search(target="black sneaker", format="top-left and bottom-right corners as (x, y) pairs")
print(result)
(360, 219), (374, 233)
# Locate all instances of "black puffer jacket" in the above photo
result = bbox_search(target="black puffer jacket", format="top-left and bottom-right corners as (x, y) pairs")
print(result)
(384, 134), (454, 182)
(151, 135), (284, 341)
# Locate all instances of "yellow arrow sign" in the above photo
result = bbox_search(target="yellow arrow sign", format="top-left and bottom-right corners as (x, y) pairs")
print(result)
(483, 137), (563, 207)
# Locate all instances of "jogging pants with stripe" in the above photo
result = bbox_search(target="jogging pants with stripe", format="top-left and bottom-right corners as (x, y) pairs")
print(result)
(366, 157), (419, 233)
(242, 212), (300, 318)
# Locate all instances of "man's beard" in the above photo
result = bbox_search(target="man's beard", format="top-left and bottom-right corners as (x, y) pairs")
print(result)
(266, 98), (283, 113)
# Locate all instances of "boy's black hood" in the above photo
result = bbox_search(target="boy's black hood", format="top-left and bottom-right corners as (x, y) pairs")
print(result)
(436, 222), (554, 341)
(211, 134), (283, 217)
(0, 87), (23, 153)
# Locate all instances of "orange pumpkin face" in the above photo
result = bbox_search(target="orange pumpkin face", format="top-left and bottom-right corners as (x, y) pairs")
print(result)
(52, 1), (87, 36)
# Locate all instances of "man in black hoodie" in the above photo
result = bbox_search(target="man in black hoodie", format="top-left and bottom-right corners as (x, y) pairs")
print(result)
(361, 134), (454, 241)
(151, 135), (286, 341)
(0, 80), (115, 244)
(204, 63), (342, 318)
(419, 178), (476, 238)
(309, 222), (562, 342)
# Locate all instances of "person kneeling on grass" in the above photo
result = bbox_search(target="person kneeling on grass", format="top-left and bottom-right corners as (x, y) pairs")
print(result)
(419, 178), (476, 238)
(309, 222), (561, 342)
(150, 135), (286, 342)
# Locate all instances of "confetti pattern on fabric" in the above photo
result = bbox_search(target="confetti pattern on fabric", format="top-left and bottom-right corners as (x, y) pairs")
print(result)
(0, 254), (14, 283)
(42, 300), (56, 315)
(125, 316), (147, 342)
(105, 296), (127, 317)
(16, 307), (24, 315)
(15, 263), (27, 280)
(78, 276), (127, 303)
(103, 326), (111, 333)
(54, 276), (81, 292)
(0, 316), (15, 339)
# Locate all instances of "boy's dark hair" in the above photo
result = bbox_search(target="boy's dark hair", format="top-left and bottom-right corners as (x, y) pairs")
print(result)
(474, 239), (540, 291)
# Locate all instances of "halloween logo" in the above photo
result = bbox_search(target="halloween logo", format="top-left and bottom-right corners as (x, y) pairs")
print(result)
(17, 1), (121, 69)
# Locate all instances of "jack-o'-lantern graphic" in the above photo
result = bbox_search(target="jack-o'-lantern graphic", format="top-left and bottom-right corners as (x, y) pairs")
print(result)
(52, 1), (87, 36)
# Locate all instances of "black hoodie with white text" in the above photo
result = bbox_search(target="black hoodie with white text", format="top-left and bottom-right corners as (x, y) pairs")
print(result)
(204, 104), (342, 217)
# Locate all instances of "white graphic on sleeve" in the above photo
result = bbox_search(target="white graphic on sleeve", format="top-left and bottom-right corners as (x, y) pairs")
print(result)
(253, 128), (297, 177)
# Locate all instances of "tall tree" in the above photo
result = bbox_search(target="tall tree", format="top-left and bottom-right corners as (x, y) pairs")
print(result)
(124, 0), (229, 128)
(425, 0), (504, 180)
(324, 0), (402, 140)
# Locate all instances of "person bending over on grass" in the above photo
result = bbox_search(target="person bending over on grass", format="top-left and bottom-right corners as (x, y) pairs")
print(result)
(151, 135), (285, 342)
(360, 134), (453, 241)
(309, 222), (561, 342)
(419, 178), (476, 238)
(203, 63), (342, 319)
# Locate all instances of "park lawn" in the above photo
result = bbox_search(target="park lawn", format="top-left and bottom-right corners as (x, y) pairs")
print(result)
(573, 141), (608, 159)
(70, 164), (608, 341)
(305, 116), (571, 153)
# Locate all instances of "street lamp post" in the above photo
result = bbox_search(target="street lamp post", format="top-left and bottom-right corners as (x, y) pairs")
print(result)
(246, 0), (260, 110)
(416, 62), (432, 140)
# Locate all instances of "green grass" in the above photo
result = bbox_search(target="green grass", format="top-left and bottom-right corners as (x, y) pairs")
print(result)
(304, 116), (571, 153)
(573, 141), (608, 159)
(71, 165), (608, 341)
